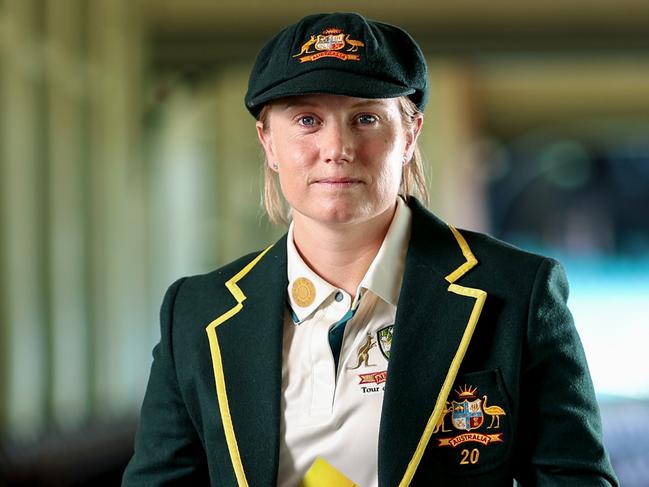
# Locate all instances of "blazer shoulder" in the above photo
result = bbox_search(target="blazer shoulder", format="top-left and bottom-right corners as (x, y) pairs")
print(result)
(461, 228), (554, 268)
(456, 228), (567, 294)
(409, 198), (553, 271)
(178, 249), (270, 301)
(157, 248), (275, 331)
(407, 199), (557, 285)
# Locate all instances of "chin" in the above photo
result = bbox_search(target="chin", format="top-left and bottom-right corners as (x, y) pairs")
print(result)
(322, 206), (380, 226)
(292, 196), (390, 226)
(317, 211), (359, 225)
(295, 205), (359, 226)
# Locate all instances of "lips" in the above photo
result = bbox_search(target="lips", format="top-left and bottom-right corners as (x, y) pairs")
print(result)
(312, 177), (363, 185)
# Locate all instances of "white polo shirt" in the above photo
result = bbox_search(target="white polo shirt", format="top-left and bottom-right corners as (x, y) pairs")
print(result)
(277, 198), (412, 487)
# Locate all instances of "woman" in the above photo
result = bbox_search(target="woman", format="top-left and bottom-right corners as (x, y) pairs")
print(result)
(123, 12), (618, 487)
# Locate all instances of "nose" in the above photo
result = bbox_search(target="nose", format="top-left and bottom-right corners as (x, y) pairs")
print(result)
(318, 120), (353, 164)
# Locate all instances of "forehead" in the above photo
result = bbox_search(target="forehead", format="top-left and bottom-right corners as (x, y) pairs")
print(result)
(272, 94), (399, 111)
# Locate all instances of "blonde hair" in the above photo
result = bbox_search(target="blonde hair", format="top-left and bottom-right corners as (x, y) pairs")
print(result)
(258, 96), (428, 226)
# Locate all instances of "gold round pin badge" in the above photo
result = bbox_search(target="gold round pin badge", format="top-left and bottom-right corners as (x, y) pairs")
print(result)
(291, 277), (316, 308)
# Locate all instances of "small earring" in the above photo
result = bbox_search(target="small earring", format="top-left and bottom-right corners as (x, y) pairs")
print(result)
(272, 163), (279, 170)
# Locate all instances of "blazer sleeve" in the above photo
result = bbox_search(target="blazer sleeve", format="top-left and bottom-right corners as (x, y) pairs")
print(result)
(514, 258), (618, 486)
(122, 277), (210, 486)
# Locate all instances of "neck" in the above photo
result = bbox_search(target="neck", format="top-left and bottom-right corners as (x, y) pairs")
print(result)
(291, 204), (396, 297)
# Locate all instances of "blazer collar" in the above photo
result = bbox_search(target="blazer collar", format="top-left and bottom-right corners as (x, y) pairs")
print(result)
(378, 198), (487, 487)
(205, 236), (288, 487)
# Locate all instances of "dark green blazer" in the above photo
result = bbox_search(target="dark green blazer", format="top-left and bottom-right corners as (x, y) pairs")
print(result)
(123, 199), (618, 486)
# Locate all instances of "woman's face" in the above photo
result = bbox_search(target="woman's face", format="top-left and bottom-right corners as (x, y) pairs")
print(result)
(256, 94), (422, 229)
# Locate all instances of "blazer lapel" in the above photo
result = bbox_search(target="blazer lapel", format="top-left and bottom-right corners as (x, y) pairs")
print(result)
(205, 236), (288, 487)
(378, 200), (487, 487)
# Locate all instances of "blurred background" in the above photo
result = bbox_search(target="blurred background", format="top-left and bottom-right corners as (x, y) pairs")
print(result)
(1, 0), (648, 485)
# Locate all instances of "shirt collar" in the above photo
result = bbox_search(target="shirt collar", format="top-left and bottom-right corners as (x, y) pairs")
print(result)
(286, 224), (339, 322)
(286, 196), (412, 321)
(357, 196), (412, 307)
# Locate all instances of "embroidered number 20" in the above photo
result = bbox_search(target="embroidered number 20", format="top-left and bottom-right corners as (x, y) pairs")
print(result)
(460, 448), (480, 465)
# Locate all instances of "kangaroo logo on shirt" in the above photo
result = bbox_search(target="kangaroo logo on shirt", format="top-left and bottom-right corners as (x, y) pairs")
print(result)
(377, 325), (394, 359)
(348, 333), (377, 369)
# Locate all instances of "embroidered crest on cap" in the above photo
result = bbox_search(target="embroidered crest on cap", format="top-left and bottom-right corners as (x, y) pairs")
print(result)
(291, 277), (316, 307)
(292, 27), (365, 63)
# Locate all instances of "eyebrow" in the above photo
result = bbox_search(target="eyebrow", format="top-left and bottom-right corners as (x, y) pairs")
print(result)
(349, 100), (388, 110)
(280, 98), (389, 110)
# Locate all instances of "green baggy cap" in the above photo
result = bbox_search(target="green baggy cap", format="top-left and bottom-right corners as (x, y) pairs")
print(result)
(245, 12), (428, 117)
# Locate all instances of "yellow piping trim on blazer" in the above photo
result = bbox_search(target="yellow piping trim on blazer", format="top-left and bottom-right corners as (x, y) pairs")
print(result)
(399, 225), (487, 487)
(205, 244), (274, 487)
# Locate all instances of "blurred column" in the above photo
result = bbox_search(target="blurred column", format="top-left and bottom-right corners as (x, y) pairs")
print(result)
(148, 83), (220, 297)
(86, 0), (148, 414)
(0, 0), (6, 433)
(421, 60), (489, 232)
(45, 0), (90, 427)
(212, 65), (282, 263)
(0, 0), (49, 436)
(147, 65), (282, 298)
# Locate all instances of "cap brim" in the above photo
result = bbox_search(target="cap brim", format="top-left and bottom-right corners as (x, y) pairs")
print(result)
(246, 69), (415, 115)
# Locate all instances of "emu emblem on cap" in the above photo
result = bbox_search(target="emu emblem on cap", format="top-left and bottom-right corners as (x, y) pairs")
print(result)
(293, 28), (365, 63)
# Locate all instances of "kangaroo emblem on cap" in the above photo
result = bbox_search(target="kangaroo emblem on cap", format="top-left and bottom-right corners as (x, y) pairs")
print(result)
(292, 35), (317, 57)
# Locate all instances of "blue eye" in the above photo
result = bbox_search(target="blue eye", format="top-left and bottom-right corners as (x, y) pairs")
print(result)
(298, 116), (317, 126)
(358, 114), (377, 125)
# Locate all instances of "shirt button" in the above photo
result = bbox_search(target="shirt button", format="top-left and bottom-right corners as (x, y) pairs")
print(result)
(334, 291), (344, 302)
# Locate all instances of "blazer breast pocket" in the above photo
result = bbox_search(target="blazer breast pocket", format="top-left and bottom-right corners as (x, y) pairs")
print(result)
(425, 368), (513, 476)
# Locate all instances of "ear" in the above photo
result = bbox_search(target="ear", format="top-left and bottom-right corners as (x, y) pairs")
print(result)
(256, 120), (279, 172)
(403, 114), (424, 165)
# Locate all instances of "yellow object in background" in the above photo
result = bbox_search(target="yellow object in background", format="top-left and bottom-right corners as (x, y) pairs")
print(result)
(300, 457), (359, 487)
